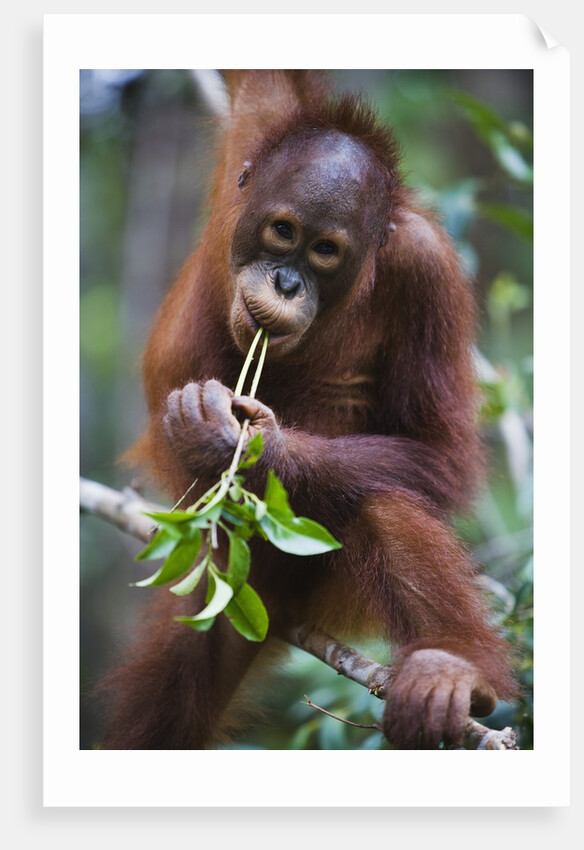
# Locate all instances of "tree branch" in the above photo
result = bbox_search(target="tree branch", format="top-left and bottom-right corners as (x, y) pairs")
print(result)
(79, 476), (519, 750)
(79, 476), (164, 540)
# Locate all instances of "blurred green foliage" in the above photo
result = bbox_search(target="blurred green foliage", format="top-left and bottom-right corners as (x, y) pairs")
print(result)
(80, 70), (533, 750)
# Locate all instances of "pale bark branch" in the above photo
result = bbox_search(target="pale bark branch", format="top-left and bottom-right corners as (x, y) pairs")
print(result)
(79, 476), (519, 751)
(79, 477), (164, 540)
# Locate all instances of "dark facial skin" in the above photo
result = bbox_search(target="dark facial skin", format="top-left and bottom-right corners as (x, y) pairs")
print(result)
(230, 131), (388, 355)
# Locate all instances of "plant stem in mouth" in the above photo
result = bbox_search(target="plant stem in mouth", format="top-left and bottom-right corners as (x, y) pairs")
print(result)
(234, 326), (265, 397)
(248, 328), (269, 400)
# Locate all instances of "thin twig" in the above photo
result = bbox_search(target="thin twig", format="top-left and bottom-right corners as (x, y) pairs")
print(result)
(170, 478), (198, 512)
(304, 695), (381, 731)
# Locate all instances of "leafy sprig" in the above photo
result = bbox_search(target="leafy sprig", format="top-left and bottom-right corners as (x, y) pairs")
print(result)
(134, 327), (342, 641)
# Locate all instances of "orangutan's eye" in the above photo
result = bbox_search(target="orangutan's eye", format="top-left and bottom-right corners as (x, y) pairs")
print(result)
(313, 240), (337, 255)
(273, 221), (294, 240)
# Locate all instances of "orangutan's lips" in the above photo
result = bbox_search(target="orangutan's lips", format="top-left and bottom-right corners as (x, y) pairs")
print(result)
(240, 295), (294, 348)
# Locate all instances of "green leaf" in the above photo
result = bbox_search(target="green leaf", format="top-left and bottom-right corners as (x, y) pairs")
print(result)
(220, 502), (257, 539)
(145, 509), (196, 524)
(450, 90), (533, 184)
(186, 503), (223, 525)
(263, 470), (294, 519)
(141, 515), (189, 540)
(132, 531), (203, 587)
(135, 528), (177, 562)
(479, 202), (533, 242)
(238, 432), (264, 469)
(169, 559), (208, 596)
(253, 500), (267, 521)
(228, 480), (243, 502)
(259, 470), (342, 555)
(221, 501), (256, 523)
(225, 531), (251, 593)
(451, 90), (504, 126)
(146, 503), (222, 530)
(142, 512), (206, 542)
(490, 132), (533, 183)
(259, 513), (342, 556)
(478, 380), (506, 422)
(174, 570), (234, 623)
(224, 582), (269, 641)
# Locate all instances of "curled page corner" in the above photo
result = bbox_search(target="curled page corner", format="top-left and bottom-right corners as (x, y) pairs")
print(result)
(526, 16), (561, 49)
